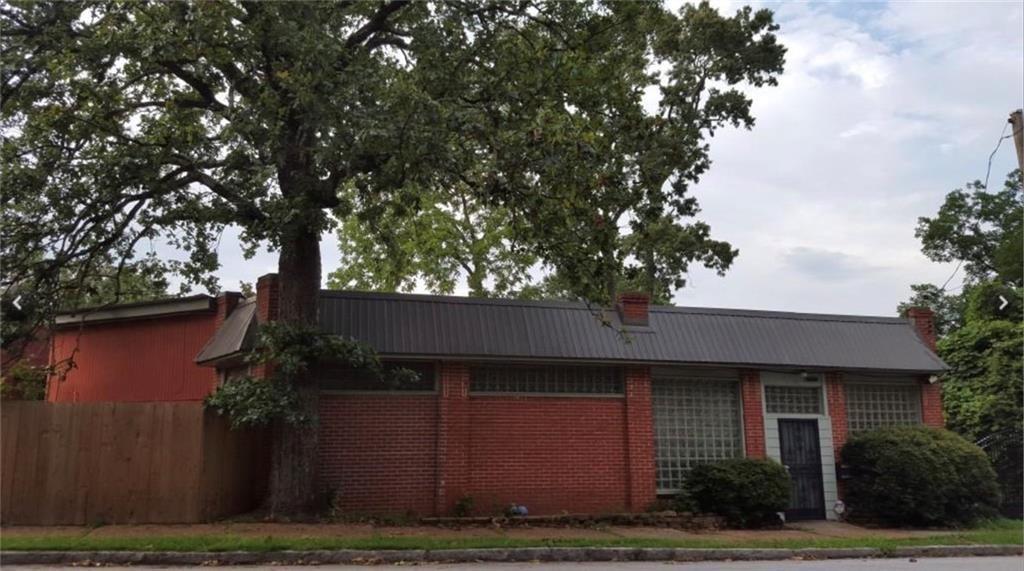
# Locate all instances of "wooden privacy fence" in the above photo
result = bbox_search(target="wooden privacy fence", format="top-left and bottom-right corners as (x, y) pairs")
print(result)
(1, 401), (268, 525)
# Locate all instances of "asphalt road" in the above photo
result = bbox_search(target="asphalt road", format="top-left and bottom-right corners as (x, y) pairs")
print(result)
(16, 556), (1024, 570)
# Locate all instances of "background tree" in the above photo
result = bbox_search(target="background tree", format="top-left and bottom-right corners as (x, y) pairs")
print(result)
(895, 284), (966, 338)
(2, 0), (784, 513)
(328, 185), (535, 297)
(899, 169), (1023, 331)
(898, 169), (1023, 515)
(916, 169), (1023, 287)
(937, 283), (1022, 514)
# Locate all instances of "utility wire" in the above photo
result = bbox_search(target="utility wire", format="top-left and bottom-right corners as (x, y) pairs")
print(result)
(937, 120), (1013, 293)
(983, 121), (1012, 190)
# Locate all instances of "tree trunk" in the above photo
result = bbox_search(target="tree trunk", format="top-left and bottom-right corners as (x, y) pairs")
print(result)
(266, 224), (322, 516)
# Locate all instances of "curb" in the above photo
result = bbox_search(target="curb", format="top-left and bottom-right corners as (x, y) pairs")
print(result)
(2, 545), (1021, 566)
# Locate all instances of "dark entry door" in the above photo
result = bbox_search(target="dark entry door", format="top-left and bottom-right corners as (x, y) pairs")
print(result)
(778, 419), (825, 521)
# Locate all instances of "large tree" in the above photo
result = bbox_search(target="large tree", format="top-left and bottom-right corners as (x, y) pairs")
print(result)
(2, 0), (784, 513)
(328, 2), (772, 302)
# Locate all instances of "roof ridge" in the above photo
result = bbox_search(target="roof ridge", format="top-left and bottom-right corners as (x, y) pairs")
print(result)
(317, 290), (906, 325)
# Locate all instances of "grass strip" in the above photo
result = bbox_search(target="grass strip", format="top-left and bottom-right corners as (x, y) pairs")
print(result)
(3, 520), (1019, 553)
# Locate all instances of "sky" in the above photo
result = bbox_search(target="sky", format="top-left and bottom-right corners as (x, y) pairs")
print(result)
(200, 0), (1024, 318)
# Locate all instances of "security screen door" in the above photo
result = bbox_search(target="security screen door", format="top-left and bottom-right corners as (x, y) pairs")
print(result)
(778, 418), (826, 520)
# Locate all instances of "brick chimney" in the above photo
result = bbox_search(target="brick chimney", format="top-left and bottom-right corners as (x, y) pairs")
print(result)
(906, 307), (936, 351)
(251, 274), (280, 380)
(617, 292), (650, 326)
(214, 292), (243, 329)
(256, 273), (280, 324)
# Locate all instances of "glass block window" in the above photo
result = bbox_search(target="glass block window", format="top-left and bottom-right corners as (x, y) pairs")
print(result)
(319, 362), (436, 392)
(652, 377), (743, 492)
(846, 383), (922, 433)
(764, 385), (823, 415)
(470, 366), (623, 395)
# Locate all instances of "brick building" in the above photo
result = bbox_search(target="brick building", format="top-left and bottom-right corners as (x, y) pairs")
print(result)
(53, 273), (946, 521)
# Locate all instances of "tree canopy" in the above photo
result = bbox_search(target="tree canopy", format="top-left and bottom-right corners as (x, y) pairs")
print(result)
(916, 169), (1023, 287)
(2, 0), (784, 513)
(899, 169), (1023, 514)
(327, 1), (780, 303)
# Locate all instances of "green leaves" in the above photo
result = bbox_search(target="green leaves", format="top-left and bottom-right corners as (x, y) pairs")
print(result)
(916, 170), (1023, 286)
(205, 321), (422, 429)
(204, 375), (309, 430)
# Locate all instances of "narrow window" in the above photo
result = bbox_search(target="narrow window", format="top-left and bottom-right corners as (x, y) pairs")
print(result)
(469, 365), (623, 395)
(764, 385), (823, 415)
(319, 362), (436, 392)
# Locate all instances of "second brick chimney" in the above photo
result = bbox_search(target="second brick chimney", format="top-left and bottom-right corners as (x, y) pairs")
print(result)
(906, 307), (937, 351)
(617, 292), (650, 327)
(256, 273), (280, 324)
(214, 291), (243, 329)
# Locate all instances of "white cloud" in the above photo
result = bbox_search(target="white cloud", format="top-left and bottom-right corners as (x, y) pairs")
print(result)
(673, 0), (1023, 316)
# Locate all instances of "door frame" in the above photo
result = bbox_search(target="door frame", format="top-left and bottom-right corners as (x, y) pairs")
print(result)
(777, 418), (826, 521)
(760, 372), (839, 521)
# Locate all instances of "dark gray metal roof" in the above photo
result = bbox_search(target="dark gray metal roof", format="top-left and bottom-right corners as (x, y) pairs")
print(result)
(195, 299), (257, 365)
(318, 291), (947, 373)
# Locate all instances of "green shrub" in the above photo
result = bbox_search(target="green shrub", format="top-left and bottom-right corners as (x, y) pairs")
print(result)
(685, 458), (790, 528)
(841, 425), (1001, 526)
(0, 363), (47, 400)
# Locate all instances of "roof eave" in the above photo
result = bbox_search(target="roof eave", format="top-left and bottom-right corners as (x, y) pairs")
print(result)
(54, 296), (215, 327)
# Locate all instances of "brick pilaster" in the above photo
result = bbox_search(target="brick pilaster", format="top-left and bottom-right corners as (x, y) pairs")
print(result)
(825, 372), (848, 460)
(436, 362), (470, 516)
(624, 366), (655, 511)
(740, 370), (765, 458)
(921, 376), (944, 428)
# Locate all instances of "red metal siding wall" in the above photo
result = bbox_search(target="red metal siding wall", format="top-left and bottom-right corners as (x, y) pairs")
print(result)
(319, 394), (438, 516)
(47, 314), (218, 402)
(466, 396), (629, 515)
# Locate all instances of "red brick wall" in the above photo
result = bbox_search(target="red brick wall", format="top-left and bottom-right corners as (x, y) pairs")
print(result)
(825, 372), (848, 459)
(624, 366), (656, 510)
(436, 362), (470, 515)
(921, 377), (944, 428)
(318, 362), (658, 517)
(740, 370), (765, 458)
(467, 395), (629, 515)
(319, 393), (438, 516)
